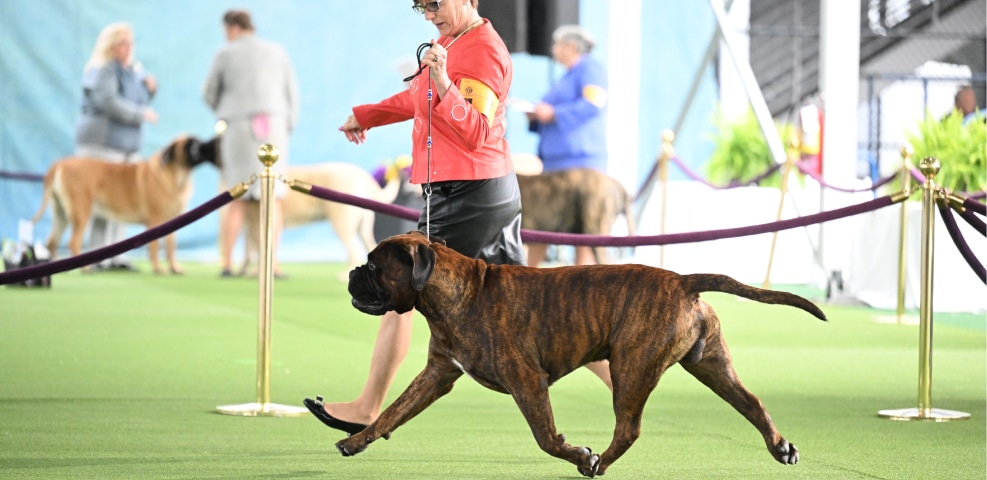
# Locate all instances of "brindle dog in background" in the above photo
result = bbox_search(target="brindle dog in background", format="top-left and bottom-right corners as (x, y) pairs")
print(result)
(31, 135), (220, 274)
(517, 168), (635, 264)
(334, 231), (826, 477)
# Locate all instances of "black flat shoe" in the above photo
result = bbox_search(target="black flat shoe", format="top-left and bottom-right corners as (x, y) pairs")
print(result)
(303, 396), (389, 440)
(110, 262), (138, 272)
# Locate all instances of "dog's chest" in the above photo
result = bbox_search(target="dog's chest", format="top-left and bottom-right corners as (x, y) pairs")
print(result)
(445, 355), (510, 394)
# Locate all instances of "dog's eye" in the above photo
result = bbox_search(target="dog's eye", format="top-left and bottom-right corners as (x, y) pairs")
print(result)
(368, 261), (376, 271)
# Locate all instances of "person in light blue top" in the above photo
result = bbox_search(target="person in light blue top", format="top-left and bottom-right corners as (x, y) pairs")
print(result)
(526, 24), (608, 173)
(75, 22), (158, 271)
(954, 86), (985, 126)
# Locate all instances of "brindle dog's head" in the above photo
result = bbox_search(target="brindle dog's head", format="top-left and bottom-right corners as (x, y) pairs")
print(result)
(160, 135), (222, 169)
(348, 231), (445, 316)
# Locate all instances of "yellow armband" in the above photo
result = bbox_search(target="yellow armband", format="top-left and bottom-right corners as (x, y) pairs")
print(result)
(582, 84), (608, 108)
(460, 78), (499, 127)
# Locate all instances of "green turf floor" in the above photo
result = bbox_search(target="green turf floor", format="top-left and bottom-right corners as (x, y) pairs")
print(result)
(1, 262), (984, 479)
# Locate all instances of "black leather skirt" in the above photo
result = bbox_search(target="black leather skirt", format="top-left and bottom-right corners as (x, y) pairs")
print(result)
(417, 173), (527, 266)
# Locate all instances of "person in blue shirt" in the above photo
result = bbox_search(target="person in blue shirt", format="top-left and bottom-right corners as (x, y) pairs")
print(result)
(525, 25), (608, 268)
(525, 25), (612, 391)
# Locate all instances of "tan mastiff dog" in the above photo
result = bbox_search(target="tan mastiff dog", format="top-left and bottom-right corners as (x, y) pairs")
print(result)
(517, 167), (636, 264)
(31, 135), (220, 274)
(240, 162), (400, 280)
(335, 231), (825, 477)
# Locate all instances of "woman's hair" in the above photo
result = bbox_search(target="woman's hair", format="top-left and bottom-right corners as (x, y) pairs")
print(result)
(552, 24), (594, 54)
(223, 9), (255, 31)
(84, 22), (133, 72)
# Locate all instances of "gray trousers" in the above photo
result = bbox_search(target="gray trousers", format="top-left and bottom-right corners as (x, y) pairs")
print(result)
(74, 144), (140, 266)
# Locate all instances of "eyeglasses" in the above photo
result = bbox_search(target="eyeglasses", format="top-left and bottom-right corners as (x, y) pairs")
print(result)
(412, 0), (442, 14)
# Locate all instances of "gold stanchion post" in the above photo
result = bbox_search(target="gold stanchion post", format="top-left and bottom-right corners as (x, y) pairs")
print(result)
(658, 130), (675, 268)
(896, 144), (913, 324)
(216, 143), (307, 417)
(878, 157), (970, 422)
(761, 138), (799, 289)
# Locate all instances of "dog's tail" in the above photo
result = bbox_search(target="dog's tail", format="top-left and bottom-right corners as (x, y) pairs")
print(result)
(681, 273), (827, 321)
(376, 176), (401, 204)
(30, 165), (57, 224)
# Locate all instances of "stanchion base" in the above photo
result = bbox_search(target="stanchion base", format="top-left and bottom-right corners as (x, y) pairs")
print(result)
(216, 402), (309, 417)
(872, 314), (919, 326)
(878, 407), (971, 422)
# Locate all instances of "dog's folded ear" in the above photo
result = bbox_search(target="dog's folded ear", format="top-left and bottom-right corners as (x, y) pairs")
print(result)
(411, 243), (435, 291)
(161, 141), (178, 164)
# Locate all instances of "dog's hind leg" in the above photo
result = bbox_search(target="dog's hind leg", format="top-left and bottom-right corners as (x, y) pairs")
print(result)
(679, 303), (799, 465)
(594, 344), (673, 476)
(165, 232), (183, 274)
(357, 210), (378, 259)
(331, 206), (367, 282)
(45, 197), (69, 259)
(66, 198), (91, 262)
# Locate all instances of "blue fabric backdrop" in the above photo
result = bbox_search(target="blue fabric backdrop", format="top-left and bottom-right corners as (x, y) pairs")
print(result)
(0, 0), (715, 263)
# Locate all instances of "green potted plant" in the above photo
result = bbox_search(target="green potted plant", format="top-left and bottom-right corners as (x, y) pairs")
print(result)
(904, 110), (986, 194)
(703, 107), (799, 189)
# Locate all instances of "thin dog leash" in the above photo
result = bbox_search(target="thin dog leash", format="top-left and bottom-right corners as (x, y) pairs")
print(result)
(404, 20), (484, 242)
(405, 42), (434, 242)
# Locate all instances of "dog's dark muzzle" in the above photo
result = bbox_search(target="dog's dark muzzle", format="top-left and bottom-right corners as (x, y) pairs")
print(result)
(347, 265), (389, 316)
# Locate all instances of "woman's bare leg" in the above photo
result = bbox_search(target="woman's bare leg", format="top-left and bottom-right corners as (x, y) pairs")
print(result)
(322, 309), (415, 424)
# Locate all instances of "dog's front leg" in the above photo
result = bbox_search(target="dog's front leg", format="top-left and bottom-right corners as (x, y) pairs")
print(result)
(335, 360), (461, 457)
(165, 232), (183, 274)
(143, 233), (164, 275)
(509, 370), (601, 477)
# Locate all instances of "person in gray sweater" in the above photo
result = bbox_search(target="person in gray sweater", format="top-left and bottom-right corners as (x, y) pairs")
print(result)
(75, 21), (159, 271)
(203, 9), (299, 278)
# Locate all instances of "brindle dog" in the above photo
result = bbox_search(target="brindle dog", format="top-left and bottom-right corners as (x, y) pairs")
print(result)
(335, 231), (825, 477)
(517, 168), (635, 263)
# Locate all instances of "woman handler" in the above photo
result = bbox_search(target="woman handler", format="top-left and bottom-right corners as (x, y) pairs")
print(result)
(304, 0), (527, 434)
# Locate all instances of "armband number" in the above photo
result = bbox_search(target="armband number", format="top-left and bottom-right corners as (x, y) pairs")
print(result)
(460, 78), (499, 127)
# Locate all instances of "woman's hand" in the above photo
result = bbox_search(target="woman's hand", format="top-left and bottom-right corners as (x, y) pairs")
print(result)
(143, 74), (158, 95)
(424, 40), (452, 98)
(339, 114), (367, 144)
(142, 107), (159, 124)
(532, 102), (555, 123)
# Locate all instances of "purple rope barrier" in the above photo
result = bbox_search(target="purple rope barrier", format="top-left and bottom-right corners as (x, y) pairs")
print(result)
(669, 156), (783, 189)
(300, 181), (897, 248)
(0, 171), (45, 182)
(957, 207), (987, 236)
(523, 195), (896, 246)
(0, 191), (234, 285)
(302, 183), (420, 221)
(938, 203), (987, 284)
(909, 167), (926, 184)
(797, 163), (897, 193)
(965, 197), (987, 216)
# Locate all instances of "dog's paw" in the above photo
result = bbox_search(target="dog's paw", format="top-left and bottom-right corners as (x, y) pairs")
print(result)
(576, 450), (600, 478)
(335, 434), (377, 457)
(771, 439), (799, 465)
